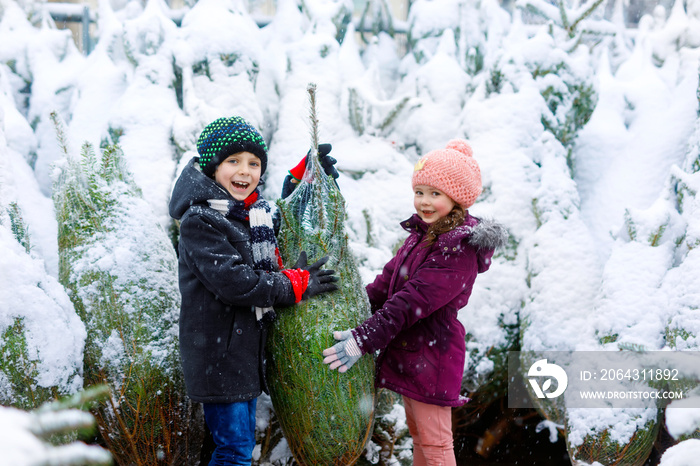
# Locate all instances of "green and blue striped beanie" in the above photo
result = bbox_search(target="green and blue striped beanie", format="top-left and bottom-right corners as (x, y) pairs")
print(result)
(196, 116), (268, 177)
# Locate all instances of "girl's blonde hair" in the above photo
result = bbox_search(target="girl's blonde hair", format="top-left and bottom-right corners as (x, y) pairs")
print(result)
(424, 204), (466, 246)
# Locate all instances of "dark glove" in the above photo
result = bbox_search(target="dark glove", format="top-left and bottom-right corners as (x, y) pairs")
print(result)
(316, 143), (339, 180)
(292, 251), (339, 299)
(281, 144), (338, 199)
(322, 330), (363, 373)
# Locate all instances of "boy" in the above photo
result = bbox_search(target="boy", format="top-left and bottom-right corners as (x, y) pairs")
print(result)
(169, 116), (337, 465)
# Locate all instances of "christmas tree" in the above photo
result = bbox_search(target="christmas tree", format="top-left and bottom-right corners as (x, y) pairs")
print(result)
(266, 85), (376, 465)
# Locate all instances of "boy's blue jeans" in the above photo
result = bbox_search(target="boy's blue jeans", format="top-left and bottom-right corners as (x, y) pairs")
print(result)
(203, 399), (257, 466)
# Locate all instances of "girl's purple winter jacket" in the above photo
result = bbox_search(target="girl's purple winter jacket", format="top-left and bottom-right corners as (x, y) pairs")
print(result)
(352, 213), (505, 407)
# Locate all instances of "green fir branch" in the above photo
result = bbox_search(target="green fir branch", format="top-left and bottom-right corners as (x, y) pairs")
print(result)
(37, 384), (111, 413)
(569, 0), (606, 34)
(0, 317), (53, 410)
(379, 96), (410, 133)
(50, 111), (70, 158)
(518, 2), (557, 25)
(623, 209), (637, 241)
(348, 87), (366, 136)
(7, 202), (31, 253)
(557, 0), (570, 35)
(648, 223), (667, 247)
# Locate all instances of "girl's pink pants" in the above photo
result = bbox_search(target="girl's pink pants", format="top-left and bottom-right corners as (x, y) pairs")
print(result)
(403, 395), (457, 466)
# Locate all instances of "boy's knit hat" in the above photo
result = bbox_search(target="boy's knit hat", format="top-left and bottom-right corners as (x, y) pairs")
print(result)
(412, 139), (482, 208)
(196, 116), (268, 177)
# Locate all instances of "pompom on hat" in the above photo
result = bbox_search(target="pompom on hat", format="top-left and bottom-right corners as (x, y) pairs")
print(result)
(411, 139), (482, 209)
(196, 116), (268, 177)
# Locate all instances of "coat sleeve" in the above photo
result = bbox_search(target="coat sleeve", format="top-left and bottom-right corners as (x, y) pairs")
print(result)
(365, 251), (400, 312)
(353, 243), (479, 354)
(179, 212), (295, 308)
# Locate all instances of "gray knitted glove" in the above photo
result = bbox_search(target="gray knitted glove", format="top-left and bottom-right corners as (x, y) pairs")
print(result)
(322, 330), (362, 373)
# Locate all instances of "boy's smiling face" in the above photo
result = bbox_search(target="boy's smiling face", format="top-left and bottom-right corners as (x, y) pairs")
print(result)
(214, 151), (262, 201)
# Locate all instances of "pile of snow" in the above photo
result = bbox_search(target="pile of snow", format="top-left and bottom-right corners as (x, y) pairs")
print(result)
(0, 404), (110, 465)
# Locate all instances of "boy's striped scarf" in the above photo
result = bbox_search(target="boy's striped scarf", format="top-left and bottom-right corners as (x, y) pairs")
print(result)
(208, 190), (283, 325)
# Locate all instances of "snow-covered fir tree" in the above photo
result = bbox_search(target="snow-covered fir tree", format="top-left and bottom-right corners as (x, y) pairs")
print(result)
(51, 114), (200, 464)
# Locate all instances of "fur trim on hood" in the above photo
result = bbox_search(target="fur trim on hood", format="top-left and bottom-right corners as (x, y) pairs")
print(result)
(467, 218), (508, 251)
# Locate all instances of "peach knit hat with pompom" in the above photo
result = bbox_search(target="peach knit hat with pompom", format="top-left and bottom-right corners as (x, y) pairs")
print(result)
(411, 139), (482, 209)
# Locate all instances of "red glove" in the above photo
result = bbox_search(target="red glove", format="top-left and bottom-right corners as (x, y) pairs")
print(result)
(281, 268), (310, 303)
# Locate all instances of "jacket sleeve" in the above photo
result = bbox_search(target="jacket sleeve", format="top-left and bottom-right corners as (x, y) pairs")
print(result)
(353, 243), (479, 354)
(179, 212), (296, 308)
(365, 251), (400, 312)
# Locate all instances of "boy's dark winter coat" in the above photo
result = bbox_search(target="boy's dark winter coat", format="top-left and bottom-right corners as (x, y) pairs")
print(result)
(353, 213), (504, 407)
(169, 157), (295, 404)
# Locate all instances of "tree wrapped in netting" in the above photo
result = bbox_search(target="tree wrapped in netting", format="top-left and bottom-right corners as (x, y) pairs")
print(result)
(51, 114), (202, 465)
(266, 85), (376, 465)
(566, 407), (659, 465)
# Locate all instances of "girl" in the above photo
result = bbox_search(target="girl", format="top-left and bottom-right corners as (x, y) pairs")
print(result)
(322, 139), (506, 466)
(169, 116), (338, 466)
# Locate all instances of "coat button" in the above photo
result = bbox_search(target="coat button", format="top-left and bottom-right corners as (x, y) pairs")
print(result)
(401, 341), (407, 347)
(404, 274), (409, 280)
(444, 247), (448, 251)
(236, 329), (242, 335)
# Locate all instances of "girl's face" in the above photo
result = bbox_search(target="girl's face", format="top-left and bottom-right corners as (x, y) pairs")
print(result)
(413, 185), (456, 224)
(214, 151), (262, 201)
